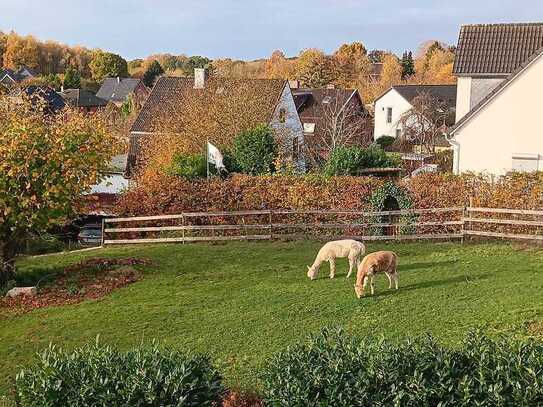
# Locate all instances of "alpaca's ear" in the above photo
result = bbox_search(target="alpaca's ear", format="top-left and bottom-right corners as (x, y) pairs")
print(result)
(307, 265), (311, 270)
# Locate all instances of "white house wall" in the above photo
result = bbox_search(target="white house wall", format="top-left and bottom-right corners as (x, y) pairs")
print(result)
(374, 89), (413, 140)
(269, 83), (306, 171)
(452, 53), (543, 175)
(455, 77), (472, 121)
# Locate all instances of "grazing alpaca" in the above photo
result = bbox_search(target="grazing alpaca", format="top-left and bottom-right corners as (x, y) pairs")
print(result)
(307, 240), (365, 280)
(354, 251), (398, 298)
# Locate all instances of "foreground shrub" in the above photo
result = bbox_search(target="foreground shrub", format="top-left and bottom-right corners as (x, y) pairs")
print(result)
(324, 145), (400, 176)
(15, 341), (224, 406)
(260, 327), (543, 406)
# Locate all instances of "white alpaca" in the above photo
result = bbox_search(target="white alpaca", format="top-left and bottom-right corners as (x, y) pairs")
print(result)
(307, 240), (366, 280)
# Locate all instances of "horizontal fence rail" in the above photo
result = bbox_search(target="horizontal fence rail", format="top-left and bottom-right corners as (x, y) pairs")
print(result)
(464, 207), (543, 242)
(102, 207), (465, 245)
(102, 207), (543, 246)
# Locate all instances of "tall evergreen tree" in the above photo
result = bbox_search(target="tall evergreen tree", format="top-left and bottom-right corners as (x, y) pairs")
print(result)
(142, 60), (164, 87)
(400, 51), (415, 79)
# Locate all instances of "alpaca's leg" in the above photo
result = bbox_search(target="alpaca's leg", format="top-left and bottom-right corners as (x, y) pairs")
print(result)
(347, 257), (355, 278)
(370, 275), (375, 296)
(394, 273), (399, 290)
(362, 275), (369, 296)
(329, 258), (336, 279)
(385, 272), (393, 289)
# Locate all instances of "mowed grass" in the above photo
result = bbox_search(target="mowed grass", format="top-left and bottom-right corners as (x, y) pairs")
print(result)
(1, 241), (543, 393)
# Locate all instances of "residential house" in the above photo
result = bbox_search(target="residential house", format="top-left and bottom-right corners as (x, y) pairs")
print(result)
(127, 68), (305, 175)
(0, 66), (36, 94)
(448, 23), (543, 174)
(373, 84), (456, 151)
(23, 86), (66, 113)
(291, 84), (371, 163)
(96, 77), (149, 108)
(60, 88), (108, 113)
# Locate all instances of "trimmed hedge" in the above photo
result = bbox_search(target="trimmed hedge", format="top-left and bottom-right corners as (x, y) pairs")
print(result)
(15, 342), (224, 406)
(260, 328), (543, 406)
(118, 172), (543, 216)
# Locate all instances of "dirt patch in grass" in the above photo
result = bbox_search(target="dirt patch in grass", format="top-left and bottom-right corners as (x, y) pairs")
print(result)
(1, 258), (150, 314)
(222, 390), (263, 407)
(527, 321), (543, 338)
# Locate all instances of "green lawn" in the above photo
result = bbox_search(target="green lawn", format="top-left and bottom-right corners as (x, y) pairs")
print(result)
(1, 241), (543, 393)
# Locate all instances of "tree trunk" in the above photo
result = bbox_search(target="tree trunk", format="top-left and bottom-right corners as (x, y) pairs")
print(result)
(0, 240), (16, 287)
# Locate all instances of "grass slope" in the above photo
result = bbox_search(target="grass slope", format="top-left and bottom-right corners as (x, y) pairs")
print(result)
(1, 241), (543, 393)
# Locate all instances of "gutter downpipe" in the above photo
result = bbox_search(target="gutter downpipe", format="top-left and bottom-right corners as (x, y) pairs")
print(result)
(446, 132), (460, 175)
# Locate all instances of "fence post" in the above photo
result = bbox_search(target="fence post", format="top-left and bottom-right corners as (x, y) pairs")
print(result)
(100, 218), (106, 247)
(269, 210), (273, 241)
(461, 207), (466, 244)
(182, 213), (185, 244)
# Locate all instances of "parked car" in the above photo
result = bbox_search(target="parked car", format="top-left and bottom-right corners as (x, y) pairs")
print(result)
(78, 224), (102, 246)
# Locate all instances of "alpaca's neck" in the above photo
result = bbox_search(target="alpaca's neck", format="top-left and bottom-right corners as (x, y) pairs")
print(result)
(311, 256), (324, 270)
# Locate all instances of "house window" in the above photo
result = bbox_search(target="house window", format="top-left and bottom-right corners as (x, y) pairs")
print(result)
(292, 137), (300, 161)
(512, 153), (539, 172)
(303, 123), (316, 133)
(279, 108), (286, 123)
(386, 107), (393, 124)
(395, 128), (402, 138)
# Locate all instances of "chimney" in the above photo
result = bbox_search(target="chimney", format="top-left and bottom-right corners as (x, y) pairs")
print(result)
(194, 68), (208, 89)
(289, 79), (300, 89)
(326, 84), (335, 89)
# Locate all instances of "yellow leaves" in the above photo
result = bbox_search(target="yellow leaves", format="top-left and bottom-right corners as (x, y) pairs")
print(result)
(0, 95), (119, 235)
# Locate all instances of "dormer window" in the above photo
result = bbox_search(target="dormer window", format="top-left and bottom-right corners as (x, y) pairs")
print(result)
(279, 108), (286, 123)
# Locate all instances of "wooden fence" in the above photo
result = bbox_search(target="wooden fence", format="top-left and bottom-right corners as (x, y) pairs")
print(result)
(464, 207), (543, 241)
(102, 207), (543, 246)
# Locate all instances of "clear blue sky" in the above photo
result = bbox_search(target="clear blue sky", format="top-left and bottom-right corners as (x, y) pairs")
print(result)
(1, 0), (542, 60)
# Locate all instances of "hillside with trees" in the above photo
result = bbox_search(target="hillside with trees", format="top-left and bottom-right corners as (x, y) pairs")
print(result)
(1, 30), (455, 103)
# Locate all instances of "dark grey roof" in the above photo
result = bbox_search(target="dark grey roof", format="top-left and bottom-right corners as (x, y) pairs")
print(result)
(0, 68), (25, 82)
(450, 46), (543, 134)
(392, 85), (457, 108)
(61, 89), (108, 108)
(23, 86), (66, 112)
(96, 78), (143, 103)
(453, 23), (543, 76)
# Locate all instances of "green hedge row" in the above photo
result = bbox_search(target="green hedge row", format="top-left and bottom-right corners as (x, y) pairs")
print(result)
(15, 341), (224, 406)
(14, 330), (543, 406)
(261, 328), (543, 406)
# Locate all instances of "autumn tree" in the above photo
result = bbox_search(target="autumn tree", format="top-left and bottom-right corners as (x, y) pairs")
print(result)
(180, 56), (212, 76)
(333, 42), (371, 88)
(414, 41), (455, 84)
(396, 92), (455, 153)
(0, 96), (118, 285)
(264, 50), (294, 79)
(142, 60), (164, 87)
(63, 66), (81, 89)
(0, 32), (7, 66)
(89, 51), (129, 82)
(2, 32), (39, 70)
(294, 49), (337, 88)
